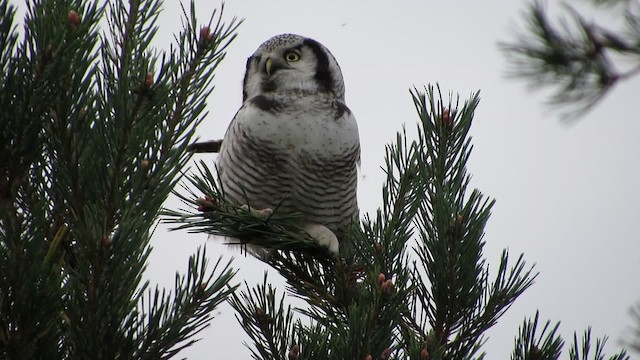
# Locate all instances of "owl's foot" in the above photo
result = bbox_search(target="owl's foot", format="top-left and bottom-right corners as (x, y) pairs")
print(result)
(303, 224), (339, 256)
(240, 205), (274, 219)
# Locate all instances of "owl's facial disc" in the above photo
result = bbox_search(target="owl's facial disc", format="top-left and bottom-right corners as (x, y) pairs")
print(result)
(241, 34), (345, 101)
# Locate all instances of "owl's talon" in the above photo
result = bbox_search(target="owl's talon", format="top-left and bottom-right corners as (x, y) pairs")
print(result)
(303, 224), (339, 256)
(240, 205), (273, 220)
(256, 208), (273, 219)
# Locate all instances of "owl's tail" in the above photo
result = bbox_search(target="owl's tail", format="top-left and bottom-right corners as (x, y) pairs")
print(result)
(187, 139), (223, 153)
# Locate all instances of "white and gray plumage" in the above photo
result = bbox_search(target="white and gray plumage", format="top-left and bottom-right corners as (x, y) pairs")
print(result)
(192, 33), (360, 255)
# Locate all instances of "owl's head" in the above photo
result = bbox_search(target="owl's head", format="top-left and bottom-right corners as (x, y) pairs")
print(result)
(242, 34), (345, 102)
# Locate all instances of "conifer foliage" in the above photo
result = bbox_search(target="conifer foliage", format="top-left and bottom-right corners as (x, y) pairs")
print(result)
(0, 0), (239, 358)
(0, 0), (632, 359)
(501, 0), (640, 118)
(168, 84), (629, 359)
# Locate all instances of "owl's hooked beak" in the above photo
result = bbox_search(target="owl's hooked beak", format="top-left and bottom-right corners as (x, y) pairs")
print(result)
(264, 57), (287, 77)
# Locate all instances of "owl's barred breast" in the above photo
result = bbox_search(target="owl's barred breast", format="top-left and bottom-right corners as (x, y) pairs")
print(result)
(218, 93), (359, 233)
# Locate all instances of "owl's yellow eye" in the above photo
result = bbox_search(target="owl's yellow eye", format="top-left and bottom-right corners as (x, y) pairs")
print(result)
(284, 52), (300, 62)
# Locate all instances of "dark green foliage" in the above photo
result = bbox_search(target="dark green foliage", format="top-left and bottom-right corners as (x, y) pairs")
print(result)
(409, 88), (535, 358)
(229, 275), (299, 360)
(511, 312), (564, 360)
(1, 0), (631, 358)
(168, 82), (631, 358)
(168, 85), (545, 359)
(510, 311), (629, 360)
(166, 162), (322, 254)
(568, 328), (628, 360)
(501, 0), (640, 118)
(0, 0), (239, 358)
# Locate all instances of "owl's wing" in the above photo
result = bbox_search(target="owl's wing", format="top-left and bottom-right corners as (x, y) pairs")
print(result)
(216, 100), (293, 211)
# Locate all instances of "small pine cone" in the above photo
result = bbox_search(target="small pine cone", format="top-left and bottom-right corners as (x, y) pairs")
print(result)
(288, 344), (300, 360)
(68, 10), (80, 30)
(441, 108), (451, 126)
(144, 72), (154, 88)
(381, 279), (394, 294)
(420, 348), (429, 359)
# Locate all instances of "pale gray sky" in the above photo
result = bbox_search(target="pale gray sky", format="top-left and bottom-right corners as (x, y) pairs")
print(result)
(145, 0), (640, 358)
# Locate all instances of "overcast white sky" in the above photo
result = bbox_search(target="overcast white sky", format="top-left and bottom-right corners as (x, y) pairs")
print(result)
(145, 1), (640, 358)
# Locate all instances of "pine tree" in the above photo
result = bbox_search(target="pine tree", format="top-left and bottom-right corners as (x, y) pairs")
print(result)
(0, 0), (632, 359)
(0, 0), (240, 358)
(500, 0), (640, 119)
(168, 86), (630, 359)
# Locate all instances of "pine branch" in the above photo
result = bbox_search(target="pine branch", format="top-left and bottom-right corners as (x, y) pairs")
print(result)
(0, 0), (240, 358)
(500, 1), (640, 119)
(511, 311), (629, 360)
(511, 311), (563, 360)
(0, 0), (104, 357)
(164, 160), (324, 254)
(134, 250), (237, 360)
(229, 275), (298, 360)
(408, 85), (537, 359)
(166, 163), (405, 358)
(568, 329), (629, 360)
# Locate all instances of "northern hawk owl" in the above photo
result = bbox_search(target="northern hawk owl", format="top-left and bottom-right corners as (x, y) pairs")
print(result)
(191, 34), (359, 255)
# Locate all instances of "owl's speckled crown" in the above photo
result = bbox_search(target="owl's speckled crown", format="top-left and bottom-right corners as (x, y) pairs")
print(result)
(242, 33), (346, 101)
(256, 33), (307, 52)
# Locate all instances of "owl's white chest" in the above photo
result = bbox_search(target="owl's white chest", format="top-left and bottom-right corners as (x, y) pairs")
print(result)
(236, 95), (359, 156)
